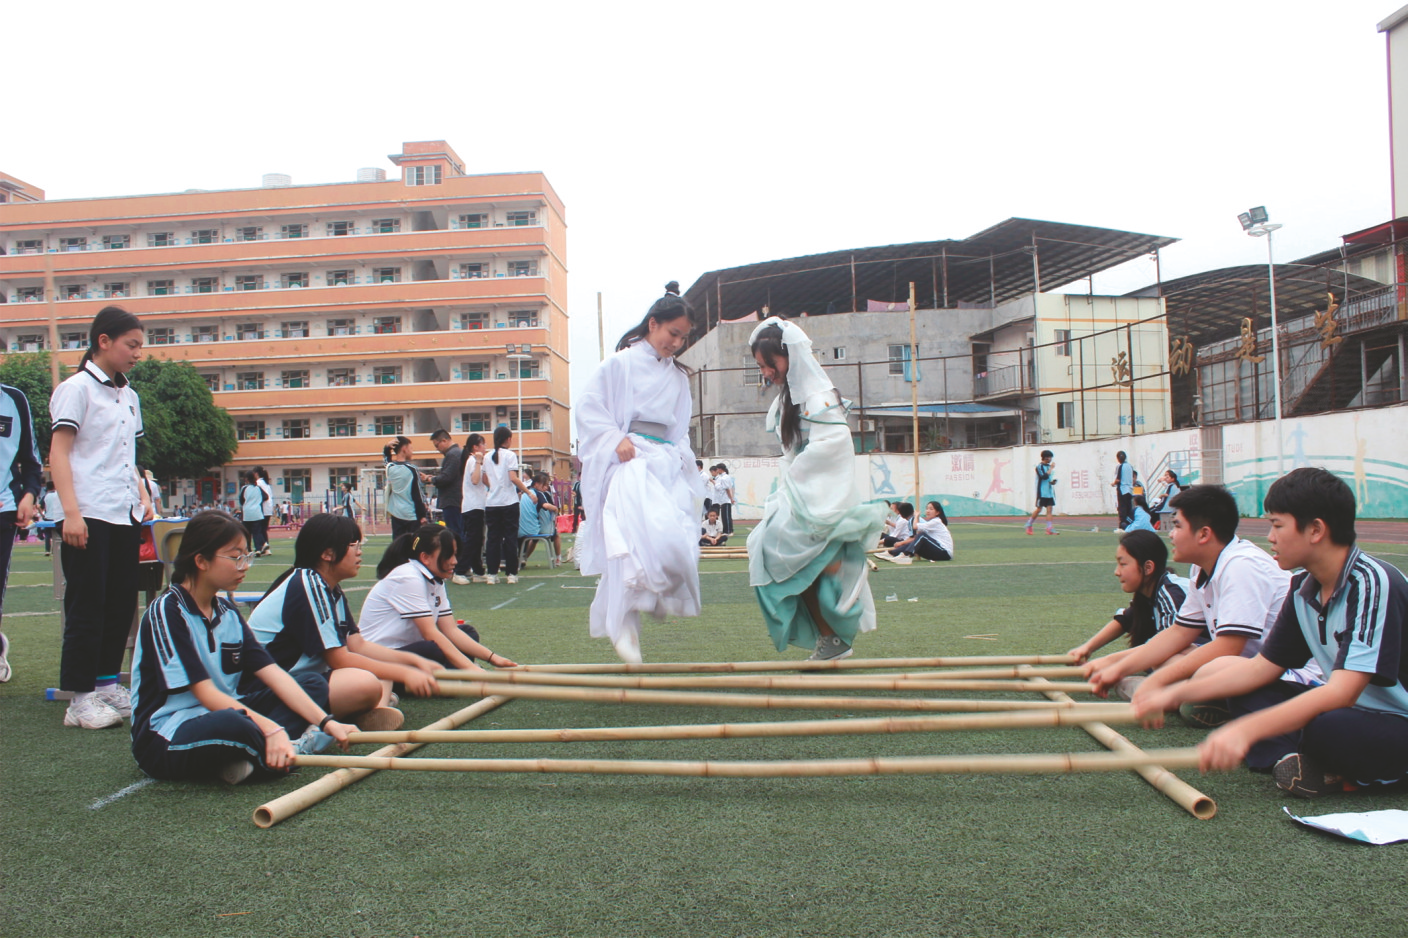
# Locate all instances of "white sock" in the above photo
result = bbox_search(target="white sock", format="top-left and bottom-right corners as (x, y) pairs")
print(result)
(73, 691), (93, 705)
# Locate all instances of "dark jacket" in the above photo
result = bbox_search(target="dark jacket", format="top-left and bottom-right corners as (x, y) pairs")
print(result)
(429, 443), (464, 509)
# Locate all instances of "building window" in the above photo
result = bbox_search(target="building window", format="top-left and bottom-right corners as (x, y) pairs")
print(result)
(192, 277), (219, 293)
(237, 420), (267, 441)
(16, 239), (44, 254)
(236, 322), (263, 341)
(327, 367), (355, 387)
(510, 409), (542, 431)
(235, 372), (265, 391)
(373, 267), (400, 283)
(148, 232), (174, 247)
(200, 372), (220, 392)
(282, 418), (310, 439)
(192, 325), (219, 343)
(327, 269), (353, 286)
(462, 361), (488, 381)
(192, 229), (220, 244)
(62, 285), (85, 300)
(329, 467), (359, 488)
(235, 275), (263, 291)
(832, 347), (847, 360)
(1053, 329), (1072, 357)
(281, 272), (308, 289)
(511, 357), (540, 379)
(1057, 401), (1075, 430)
(102, 282), (130, 299)
(328, 417), (357, 437)
(507, 260), (538, 277)
(281, 370), (309, 389)
(283, 468), (312, 499)
(281, 224), (308, 239)
(59, 236), (88, 252)
(148, 328), (176, 346)
(509, 309), (538, 328)
(61, 332), (86, 349)
(281, 321), (309, 338)
(888, 344), (919, 377)
(458, 213), (488, 229)
(371, 218), (400, 233)
(236, 226), (263, 242)
(326, 319), (355, 336)
(17, 287), (43, 302)
(374, 415), (403, 435)
(462, 411), (491, 432)
(506, 210), (537, 227)
(744, 366), (764, 387)
(460, 312), (488, 330)
(148, 280), (175, 296)
(372, 366), (402, 385)
(327, 221), (354, 237)
(103, 234), (129, 250)
(405, 165), (442, 186)
(372, 316), (402, 335)
(17, 334), (46, 351)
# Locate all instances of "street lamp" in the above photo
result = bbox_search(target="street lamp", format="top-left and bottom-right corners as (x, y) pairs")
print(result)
(1238, 206), (1285, 475)
(505, 343), (533, 441)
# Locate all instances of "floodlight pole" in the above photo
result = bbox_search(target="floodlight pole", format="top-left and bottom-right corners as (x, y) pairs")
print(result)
(1246, 223), (1285, 476)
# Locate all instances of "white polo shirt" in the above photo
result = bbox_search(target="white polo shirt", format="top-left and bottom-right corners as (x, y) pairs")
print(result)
(461, 453), (489, 512)
(49, 360), (144, 525)
(484, 447), (520, 508)
(358, 559), (454, 649)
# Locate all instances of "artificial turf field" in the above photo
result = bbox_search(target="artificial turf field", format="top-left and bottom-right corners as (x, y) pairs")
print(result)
(5, 520), (1408, 938)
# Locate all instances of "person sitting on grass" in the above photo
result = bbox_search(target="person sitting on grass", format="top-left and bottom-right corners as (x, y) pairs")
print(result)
(129, 510), (354, 786)
(700, 508), (727, 547)
(1068, 530), (1199, 699)
(1123, 495), (1157, 533)
(1087, 484), (1318, 723)
(880, 501), (912, 548)
(882, 501), (954, 564)
(1134, 468), (1408, 797)
(357, 524), (517, 673)
(247, 513), (443, 734)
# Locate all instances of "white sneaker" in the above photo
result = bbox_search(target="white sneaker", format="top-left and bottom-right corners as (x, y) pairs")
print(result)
(220, 759), (255, 785)
(451, 574), (470, 586)
(94, 683), (132, 717)
(484, 575), (497, 585)
(64, 696), (123, 729)
(612, 629), (643, 664)
(0, 631), (10, 683)
(506, 575), (519, 584)
(472, 575), (489, 584)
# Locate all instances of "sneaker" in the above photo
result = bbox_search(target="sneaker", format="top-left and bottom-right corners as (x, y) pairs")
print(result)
(1178, 700), (1232, 729)
(506, 575), (519, 584)
(387, 692), (400, 707)
(1024, 525), (1034, 535)
(356, 707), (404, 732)
(472, 575), (490, 584)
(293, 725), (334, 755)
(219, 759), (255, 785)
(1045, 529), (1059, 536)
(94, 683), (132, 718)
(1115, 528), (1126, 534)
(451, 574), (470, 586)
(1113, 675), (1146, 701)
(1273, 752), (1344, 798)
(0, 631), (10, 683)
(807, 635), (853, 661)
(483, 575), (497, 585)
(64, 695), (123, 729)
(880, 552), (911, 564)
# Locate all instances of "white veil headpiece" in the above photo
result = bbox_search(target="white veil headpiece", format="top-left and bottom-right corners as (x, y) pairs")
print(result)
(747, 316), (833, 405)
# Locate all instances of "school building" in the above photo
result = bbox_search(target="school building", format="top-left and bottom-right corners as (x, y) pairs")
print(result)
(0, 141), (570, 508)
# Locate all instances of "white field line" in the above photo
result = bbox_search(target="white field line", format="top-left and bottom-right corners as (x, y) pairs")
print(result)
(89, 777), (156, 810)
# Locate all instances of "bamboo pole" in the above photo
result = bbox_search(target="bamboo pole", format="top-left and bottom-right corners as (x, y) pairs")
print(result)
(1023, 674), (1216, 820)
(293, 748), (1203, 778)
(349, 706), (1141, 745)
(251, 695), (511, 829)
(437, 671), (1090, 694)
(511, 654), (1076, 674)
(442, 665), (1085, 685)
(433, 680), (1123, 714)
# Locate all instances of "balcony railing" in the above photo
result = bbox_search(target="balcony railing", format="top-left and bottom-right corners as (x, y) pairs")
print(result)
(973, 360), (1035, 398)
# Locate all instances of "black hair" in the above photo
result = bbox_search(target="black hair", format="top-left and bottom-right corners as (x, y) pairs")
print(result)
(254, 466), (269, 483)
(665, 280), (680, 296)
(463, 432), (485, 453)
(83, 305), (143, 370)
(242, 469), (258, 485)
(749, 323), (801, 450)
(1264, 467), (1357, 546)
(340, 482), (352, 493)
(1167, 484), (1239, 544)
(716, 463), (729, 474)
(383, 436), (411, 463)
(896, 502), (915, 519)
(1040, 450), (1053, 460)
(616, 293), (692, 373)
(263, 512), (362, 599)
(491, 425), (512, 465)
(1133, 494), (1149, 510)
(926, 500), (949, 525)
(430, 428), (451, 443)
(696, 459), (703, 469)
(1165, 470), (1182, 487)
(171, 510), (248, 586)
(376, 523), (456, 579)
(1116, 451), (1127, 463)
(532, 471), (550, 487)
(1116, 529), (1171, 646)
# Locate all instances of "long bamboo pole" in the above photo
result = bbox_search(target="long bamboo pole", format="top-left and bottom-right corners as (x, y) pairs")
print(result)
(433, 680), (1122, 713)
(441, 665), (1085, 685)
(349, 706), (1140, 745)
(293, 748), (1204, 778)
(1023, 674), (1216, 819)
(251, 695), (511, 829)
(510, 654), (1076, 674)
(437, 672), (1090, 694)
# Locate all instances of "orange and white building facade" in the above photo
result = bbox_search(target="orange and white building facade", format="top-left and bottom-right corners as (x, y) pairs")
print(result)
(0, 141), (569, 508)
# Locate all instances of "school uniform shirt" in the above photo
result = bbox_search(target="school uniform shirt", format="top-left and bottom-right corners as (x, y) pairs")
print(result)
(246, 569), (357, 679)
(1113, 571), (1203, 641)
(256, 477), (272, 518)
(130, 586), (276, 744)
(1115, 462), (1134, 495)
(484, 448), (521, 508)
(700, 469), (715, 500)
(49, 360), (145, 524)
(0, 385), (41, 514)
(914, 516), (953, 556)
(889, 517), (914, 541)
(1125, 507), (1156, 533)
(1261, 546), (1408, 716)
(385, 460), (423, 521)
(461, 453), (489, 512)
(701, 518), (724, 538)
(239, 484), (264, 523)
(1035, 463), (1055, 501)
(42, 490), (63, 522)
(519, 490), (545, 538)
(715, 473), (736, 504)
(358, 559), (453, 649)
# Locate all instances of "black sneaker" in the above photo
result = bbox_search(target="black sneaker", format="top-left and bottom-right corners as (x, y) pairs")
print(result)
(1273, 752), (1343, 798)
(807, 636), (853, 661)
(1178, 700), (1231, 728)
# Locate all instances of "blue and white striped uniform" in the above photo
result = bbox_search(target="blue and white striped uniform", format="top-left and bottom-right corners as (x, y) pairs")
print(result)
(1035, 463), (1055, 501)
(246, 569), (357, 679)
(1262, 546), (1408, 716)
(0, 384), (42, 514)
(1113, 571), (1205, 645)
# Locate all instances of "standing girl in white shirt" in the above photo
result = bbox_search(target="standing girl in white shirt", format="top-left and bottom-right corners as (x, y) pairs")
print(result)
(455, 432), (489, 584)
(483, 425), (528, 584)
(576, 290), (702, 662)
(50, 306), (154, 729)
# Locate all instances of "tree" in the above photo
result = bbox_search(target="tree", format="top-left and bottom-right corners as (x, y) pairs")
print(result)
(0, 352), (60, 461)
(129, 359), (237, 481)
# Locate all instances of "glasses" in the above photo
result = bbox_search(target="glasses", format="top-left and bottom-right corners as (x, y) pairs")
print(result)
(217, 551), (258, 570)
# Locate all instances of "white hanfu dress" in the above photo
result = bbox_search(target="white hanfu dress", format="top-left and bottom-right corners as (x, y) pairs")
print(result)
(576, 340), (703, 661)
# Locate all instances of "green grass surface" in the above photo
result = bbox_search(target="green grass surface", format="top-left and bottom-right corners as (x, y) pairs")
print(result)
(5, 521), (1408, 938)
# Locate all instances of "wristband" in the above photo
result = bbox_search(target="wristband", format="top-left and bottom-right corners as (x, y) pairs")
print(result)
(263, 725), (286, 738)
(318, 714), (334, 732)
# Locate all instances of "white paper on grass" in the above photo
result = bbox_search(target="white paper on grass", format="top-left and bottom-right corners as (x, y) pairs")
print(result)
(1284, 807), (1408, 844)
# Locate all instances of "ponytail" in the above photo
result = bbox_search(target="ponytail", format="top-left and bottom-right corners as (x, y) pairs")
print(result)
(1118, 530), (1170, 646)
(376, 523), (456, 579)
(749, 323), (801, 450)
(491, 425), (511, 465)
(83, 305), (143, 370)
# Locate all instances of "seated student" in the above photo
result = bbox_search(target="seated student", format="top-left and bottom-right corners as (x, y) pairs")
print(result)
(1136, 468), (1408, 796)
(358, 524), (518, 672)
(130, 511), (354, 785)
(1088, 484), (1318, 721)
(247, 513), (442, 733)
(883, 501), (953, 564)
(700, 508), (727, 547)
(1068, 530), (1199, 699)
(519, 472), (560, 565)
(880, 502), (914, 549)
(1124, 495), (1157, 533)
(1148, 470), (1182, 516)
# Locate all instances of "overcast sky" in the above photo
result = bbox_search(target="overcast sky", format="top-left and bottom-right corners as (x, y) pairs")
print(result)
(5, 0), (1399, 413)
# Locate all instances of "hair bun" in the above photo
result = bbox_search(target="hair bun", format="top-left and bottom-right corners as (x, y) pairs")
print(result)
(665, 281), (680, 295)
